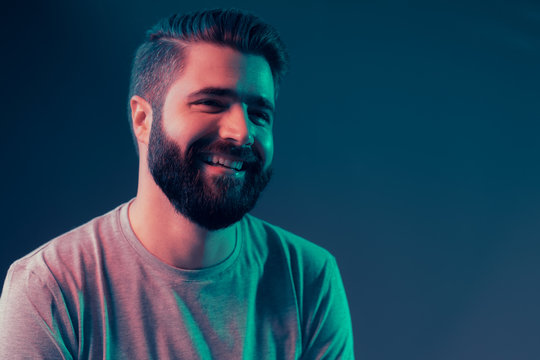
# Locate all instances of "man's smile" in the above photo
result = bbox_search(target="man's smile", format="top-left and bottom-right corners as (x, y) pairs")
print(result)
(201, 154), (244, 171)
(198, 153), (252, 177)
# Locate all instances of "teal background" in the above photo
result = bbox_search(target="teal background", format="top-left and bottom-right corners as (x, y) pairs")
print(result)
(2, 0), (540, 358)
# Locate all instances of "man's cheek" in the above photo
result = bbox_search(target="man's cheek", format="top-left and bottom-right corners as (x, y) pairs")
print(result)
(257, 134), (274, 170)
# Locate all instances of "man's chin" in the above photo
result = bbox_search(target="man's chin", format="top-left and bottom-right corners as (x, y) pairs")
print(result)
(155, 161), (271, 230)
(174, 201), (250, 231)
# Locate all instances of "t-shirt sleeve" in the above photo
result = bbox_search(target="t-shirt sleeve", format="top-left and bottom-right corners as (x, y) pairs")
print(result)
(301, 256), (355, 359)
(0, 262), (76, 360)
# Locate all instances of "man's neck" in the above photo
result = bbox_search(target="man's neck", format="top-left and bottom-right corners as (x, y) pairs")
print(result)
(127, 189), (237, 270)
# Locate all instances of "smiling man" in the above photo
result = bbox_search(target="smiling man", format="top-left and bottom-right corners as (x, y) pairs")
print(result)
(0, 9), (354, 359)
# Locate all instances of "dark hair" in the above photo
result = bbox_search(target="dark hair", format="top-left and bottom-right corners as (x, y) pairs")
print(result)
(127, 8), (290, 154)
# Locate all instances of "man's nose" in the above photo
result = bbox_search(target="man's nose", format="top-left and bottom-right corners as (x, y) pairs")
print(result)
(218, 103), (254, 146)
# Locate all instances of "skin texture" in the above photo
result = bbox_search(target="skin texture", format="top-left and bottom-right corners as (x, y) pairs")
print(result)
(128, 42), (275, 269)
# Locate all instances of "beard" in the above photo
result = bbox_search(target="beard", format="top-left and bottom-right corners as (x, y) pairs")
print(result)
(147, 114), (272, 230)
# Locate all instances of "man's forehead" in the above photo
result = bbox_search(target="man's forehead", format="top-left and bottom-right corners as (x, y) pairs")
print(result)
(174, 42), (275, 100)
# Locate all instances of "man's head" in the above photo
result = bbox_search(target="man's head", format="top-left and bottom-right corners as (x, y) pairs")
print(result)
(128, 9), (289, 150)
(128, 9), (289, 230)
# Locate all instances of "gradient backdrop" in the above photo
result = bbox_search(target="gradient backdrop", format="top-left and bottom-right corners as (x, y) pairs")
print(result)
(2, 0), (540, 359)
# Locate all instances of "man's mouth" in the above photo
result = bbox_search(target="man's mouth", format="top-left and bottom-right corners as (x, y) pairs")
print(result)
(201, 154), (245, 171)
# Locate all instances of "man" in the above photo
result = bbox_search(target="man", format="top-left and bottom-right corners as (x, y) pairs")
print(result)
(0, 8), (354, 359)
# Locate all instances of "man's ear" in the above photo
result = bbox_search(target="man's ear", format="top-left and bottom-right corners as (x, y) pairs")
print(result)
(130, 95), (153, 146)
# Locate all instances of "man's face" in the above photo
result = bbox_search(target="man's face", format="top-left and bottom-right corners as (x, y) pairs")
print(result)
(147, 42), (275, 230)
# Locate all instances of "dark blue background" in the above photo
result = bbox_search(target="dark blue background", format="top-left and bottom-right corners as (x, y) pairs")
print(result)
(2, 0), (540, 358)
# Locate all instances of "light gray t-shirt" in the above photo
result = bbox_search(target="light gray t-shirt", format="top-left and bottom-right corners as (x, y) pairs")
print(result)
(0, 200), (354, 359)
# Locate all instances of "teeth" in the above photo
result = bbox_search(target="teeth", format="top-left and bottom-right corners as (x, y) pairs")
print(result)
(204, 155), (243, 171)
(231, 161), (241, 170)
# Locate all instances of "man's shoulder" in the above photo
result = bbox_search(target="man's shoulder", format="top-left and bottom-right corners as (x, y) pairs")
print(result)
(242, 214), (335, 272)
(8, 202), (125, 284)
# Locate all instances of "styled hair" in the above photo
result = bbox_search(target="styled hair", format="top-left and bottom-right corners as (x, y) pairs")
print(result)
(127, 8), (290, 154)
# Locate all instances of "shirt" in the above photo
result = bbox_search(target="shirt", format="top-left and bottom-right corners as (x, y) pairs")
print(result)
(0, 199), (354, 359)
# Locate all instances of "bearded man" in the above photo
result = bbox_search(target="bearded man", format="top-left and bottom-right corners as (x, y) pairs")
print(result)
(0, 9), (354, 359)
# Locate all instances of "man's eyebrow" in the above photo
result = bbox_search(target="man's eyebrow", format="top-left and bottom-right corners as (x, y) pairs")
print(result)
(187, 87), (275, 112)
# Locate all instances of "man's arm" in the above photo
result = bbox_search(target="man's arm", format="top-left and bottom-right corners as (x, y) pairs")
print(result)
(301, 256), (355, 359)
(0, 262), (75, 359)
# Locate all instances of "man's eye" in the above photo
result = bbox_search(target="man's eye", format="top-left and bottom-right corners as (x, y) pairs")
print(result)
(193, 100), (226, 112)
(249, 111), (271, 125)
